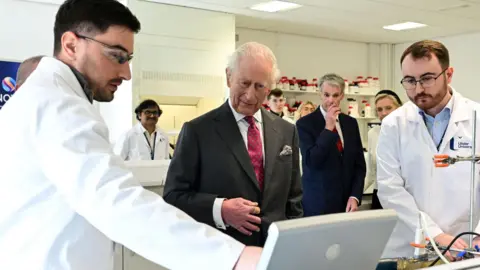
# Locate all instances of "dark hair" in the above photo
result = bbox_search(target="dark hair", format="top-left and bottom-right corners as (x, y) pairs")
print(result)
(268, 88), (284, 100)
(375, 89), (402, 105)
(134, 99), (162, 120)
(400, 40), (449, 70)
(53, 0), (141, 55)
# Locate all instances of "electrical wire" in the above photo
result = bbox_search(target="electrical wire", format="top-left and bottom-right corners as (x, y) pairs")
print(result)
(428, 231), (480, 267)
(419, 212), (450, 265)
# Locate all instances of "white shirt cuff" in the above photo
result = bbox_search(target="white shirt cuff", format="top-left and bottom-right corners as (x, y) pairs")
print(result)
(213, 198), (227, 230)
(349, 196), (359, 203)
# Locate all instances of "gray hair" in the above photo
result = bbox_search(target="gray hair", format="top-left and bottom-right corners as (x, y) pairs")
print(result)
(227, 42), (280, 85)
(16, 55), (45, 88)
(319, 73), (345, 93)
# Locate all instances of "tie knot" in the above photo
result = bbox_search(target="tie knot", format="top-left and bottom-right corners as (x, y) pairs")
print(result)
(244, 116), (256, 126)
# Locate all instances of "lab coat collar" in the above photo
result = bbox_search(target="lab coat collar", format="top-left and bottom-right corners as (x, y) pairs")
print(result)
(227, 99), (263, 124)
(134, 122), (166, 143)
(69, 67), (93, 103)
(405, 88), (468, 123)
(36, 57), (92, 103)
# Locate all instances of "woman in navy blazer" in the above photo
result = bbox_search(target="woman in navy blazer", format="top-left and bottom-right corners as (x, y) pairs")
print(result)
(296, 73), (366, 216)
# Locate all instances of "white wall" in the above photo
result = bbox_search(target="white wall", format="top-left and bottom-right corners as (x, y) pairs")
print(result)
(129, 0), (235, 113)
(236, 28), (386, 84)
(0, 0), (57, 61)
(394, 32), (480, 103)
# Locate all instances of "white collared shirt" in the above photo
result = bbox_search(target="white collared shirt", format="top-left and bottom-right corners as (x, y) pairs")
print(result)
(320, 106), (344, 147)
(139, 124), (157, 148)
(213, 100), (266, 230)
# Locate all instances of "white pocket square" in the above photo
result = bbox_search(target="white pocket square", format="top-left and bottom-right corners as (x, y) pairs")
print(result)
(279, 145), (292, 156)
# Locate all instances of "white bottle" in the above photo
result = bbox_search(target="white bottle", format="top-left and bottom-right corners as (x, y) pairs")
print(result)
(344, 79), (349, 94)
(365, 103), (372, 118)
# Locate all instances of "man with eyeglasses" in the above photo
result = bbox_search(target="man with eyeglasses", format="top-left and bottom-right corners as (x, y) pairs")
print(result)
(376, 40), (480, 259)
(0, 0), (263, 269)
(114, 99), (170, 161)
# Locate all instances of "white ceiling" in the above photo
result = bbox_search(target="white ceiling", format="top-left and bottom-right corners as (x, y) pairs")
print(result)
(145, 0), (480, 43)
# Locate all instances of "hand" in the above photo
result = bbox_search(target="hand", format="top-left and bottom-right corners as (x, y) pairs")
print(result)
(222, 198), (262, 236)
(346, 197), (359, 212)
(234, 246), (263, 270)
(434, 233), (469, 260)
(473, 236), (480, 248)
(325, 104), (341, 131)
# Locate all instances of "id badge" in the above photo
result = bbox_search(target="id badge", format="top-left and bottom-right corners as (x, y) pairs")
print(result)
(452, 136), (472, 150)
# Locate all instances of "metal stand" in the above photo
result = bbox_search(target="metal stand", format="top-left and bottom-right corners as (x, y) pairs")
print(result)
(433, 109), (478, 248)
(469, 110), (477, 247)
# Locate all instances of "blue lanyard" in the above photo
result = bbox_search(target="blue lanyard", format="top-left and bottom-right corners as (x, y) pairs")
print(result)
(143, 132), (157, 160)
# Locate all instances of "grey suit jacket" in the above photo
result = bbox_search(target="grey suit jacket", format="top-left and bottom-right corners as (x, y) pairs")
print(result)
(163, 101), (303, 246)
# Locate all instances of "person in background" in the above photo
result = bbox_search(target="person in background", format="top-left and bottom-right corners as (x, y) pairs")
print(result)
(365, 90), (402, 209)
(267, 88), (295, 124)
(15, 55), (45, 90)
(297, 73), (365, 216)
(294, 101), (316, 175)
(114, 99), (169, 161)
(0, 0), (261, 269)
(377, 40), (480, 259)
(163, 42), (303, 247)
(294, 101), (316, 121)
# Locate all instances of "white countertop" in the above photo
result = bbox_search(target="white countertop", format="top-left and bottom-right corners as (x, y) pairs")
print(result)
(124, 160), (170, 187)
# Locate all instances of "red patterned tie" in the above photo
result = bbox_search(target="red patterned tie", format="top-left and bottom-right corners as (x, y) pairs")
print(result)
(332, 127), (343, 152)
(244, 116), (264, 190)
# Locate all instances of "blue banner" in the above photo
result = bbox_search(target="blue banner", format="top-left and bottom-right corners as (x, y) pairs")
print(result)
(0, 60), (20, 110)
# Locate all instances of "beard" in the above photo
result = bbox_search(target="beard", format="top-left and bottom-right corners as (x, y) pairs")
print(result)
(411, 81), (448, 111)
(81, 57), (122, 103)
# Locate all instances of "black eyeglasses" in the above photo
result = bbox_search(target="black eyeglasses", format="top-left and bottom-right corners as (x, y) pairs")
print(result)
(74, 33), (133, 64)
(400, 68), (447, 91)
(143, 110), (160, 117)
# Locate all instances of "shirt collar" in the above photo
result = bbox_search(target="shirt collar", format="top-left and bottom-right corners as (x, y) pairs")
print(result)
(319, 105), (327, 118)
(228, 99), (263, 124)
(137, 122), (157, 134)
(69, 66), (93, 103)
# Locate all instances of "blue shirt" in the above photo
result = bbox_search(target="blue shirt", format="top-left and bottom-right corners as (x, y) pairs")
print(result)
(419, 96), (453, 149)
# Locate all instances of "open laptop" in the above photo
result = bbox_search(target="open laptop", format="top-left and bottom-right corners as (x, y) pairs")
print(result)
(256, 209), (398, 270)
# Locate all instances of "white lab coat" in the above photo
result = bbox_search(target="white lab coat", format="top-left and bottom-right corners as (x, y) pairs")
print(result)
(365, 125), (380, 192)
(0, 57), (244, 270)
(377, 89), (480, 258)
(114, 123), (170, 161)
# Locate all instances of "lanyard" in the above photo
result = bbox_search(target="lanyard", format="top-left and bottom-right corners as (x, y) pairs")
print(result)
(143, 132), (157, 160)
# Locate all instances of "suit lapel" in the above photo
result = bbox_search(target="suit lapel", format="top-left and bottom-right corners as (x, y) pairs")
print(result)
(214, 102), (260, 190)
(262, 108), (281, 193)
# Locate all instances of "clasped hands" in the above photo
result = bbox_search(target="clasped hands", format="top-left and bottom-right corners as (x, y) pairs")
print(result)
(221, 198), (261, 236)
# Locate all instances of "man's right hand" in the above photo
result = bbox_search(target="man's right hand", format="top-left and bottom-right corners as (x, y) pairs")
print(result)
(434, 233), (469, 260)
(221, 198), (262, 236)
(325, 104), (340, 131)
(234, 246), (262, 270)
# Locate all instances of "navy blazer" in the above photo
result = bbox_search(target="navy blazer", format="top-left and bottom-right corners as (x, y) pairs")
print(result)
(296, 108), (366, 216)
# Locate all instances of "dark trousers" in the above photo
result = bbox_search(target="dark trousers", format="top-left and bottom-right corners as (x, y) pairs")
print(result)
(371, 189), (383, 210)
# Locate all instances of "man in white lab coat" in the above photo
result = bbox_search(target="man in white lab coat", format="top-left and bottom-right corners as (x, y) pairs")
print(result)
(377, 40), (480, 259)
(0, 0), (261, 269)
(114, 99), (170, 161)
